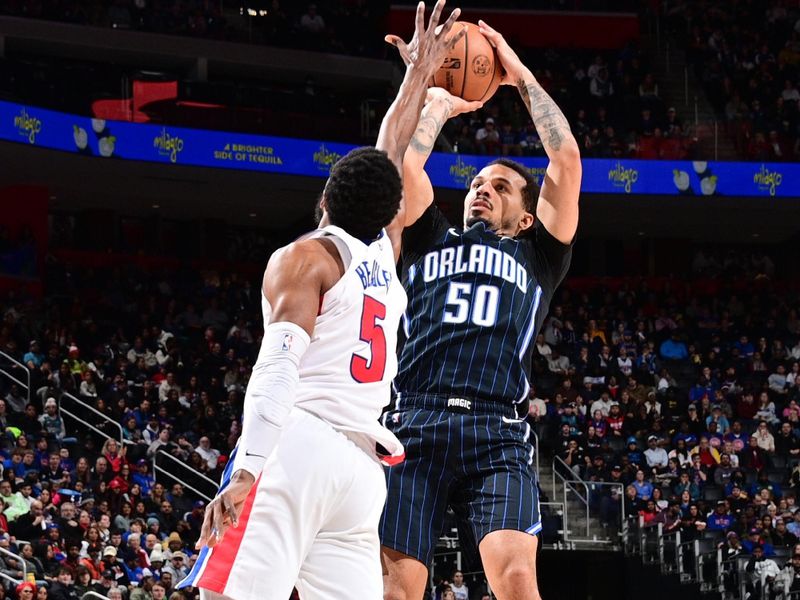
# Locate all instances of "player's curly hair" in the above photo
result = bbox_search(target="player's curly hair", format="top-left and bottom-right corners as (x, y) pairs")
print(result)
(488, 158), (541, 214)
(323, 147), (402, 240)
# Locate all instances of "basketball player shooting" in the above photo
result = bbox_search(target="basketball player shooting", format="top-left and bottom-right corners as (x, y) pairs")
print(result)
(380, 20), (582, 600)
(176, 3), (470, 600)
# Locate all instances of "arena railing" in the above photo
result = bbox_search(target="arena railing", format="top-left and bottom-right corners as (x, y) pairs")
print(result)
(58, 391), (125, 447)
(58, 391), (218, 504)
(0, 545), (27, 585)
(82, 592), (115, 600)
(551, 456), (590, 546)
(626, 517), (800, 600)
(0, 350), (31, 405)
(153, 449), (217, 503)
(570, 479), (625, 547)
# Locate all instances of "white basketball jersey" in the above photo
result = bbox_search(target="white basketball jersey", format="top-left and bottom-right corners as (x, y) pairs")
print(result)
(261, 224), (407, 460)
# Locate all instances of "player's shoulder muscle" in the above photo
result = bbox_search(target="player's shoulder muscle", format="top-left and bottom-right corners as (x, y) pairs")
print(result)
(263, 238), (344, 298)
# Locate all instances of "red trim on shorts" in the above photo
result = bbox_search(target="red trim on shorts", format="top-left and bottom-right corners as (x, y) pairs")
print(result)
(197, 476), (261, 593)
(380, 452), (405, 467)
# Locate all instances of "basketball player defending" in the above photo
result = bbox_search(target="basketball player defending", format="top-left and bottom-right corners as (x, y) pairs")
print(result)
(380, 21), (582, 600)
(177, 4), (477, 600)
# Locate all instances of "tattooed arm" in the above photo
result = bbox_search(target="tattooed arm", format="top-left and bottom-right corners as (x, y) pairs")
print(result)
(479, 20), (581, 244)
(376, 0), (466, 259)
(402, 89), (482, 227)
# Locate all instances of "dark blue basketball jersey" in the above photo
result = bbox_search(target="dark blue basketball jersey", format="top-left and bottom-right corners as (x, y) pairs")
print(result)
(395, 205), (572, 408)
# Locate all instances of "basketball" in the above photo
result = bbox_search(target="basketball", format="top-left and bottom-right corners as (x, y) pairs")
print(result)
(433, 21), (503, 103)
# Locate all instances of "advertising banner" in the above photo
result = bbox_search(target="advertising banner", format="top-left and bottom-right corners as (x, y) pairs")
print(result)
(1, 100), (796, 198)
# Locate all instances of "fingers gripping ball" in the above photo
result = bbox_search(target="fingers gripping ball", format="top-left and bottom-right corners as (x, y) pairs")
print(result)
(433, 22), (503, 103)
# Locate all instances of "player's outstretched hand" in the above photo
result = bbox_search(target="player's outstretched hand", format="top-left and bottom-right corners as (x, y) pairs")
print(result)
(196, 470), (255, 550)
(385, 0), (465, 76)
(477, 19), (528, 85)
(426, 87), (483, 118)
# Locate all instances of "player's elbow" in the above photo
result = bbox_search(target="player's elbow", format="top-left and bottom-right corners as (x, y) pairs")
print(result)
(555, 138), (582, 165)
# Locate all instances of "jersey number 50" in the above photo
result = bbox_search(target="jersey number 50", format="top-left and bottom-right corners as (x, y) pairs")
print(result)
(443, 282), (500, 327)
(350, 296), (387, 383)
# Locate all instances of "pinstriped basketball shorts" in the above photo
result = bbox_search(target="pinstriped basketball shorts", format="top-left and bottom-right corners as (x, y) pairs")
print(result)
(378, 403), (541, 568)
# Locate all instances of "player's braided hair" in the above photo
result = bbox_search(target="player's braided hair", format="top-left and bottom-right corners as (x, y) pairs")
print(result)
(323, 147), (402, 240)
(487, 158), (541, 214)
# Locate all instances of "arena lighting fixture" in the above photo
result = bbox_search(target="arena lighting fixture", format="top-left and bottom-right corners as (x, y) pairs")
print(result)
(152, 204), (160, 209)
(239, 1), (269, 17)
(248, 212), (257, 218)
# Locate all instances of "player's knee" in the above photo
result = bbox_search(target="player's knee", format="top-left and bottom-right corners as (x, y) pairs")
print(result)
(498, 561), (535, 583)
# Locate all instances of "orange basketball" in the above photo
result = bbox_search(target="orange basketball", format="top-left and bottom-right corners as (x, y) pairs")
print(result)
(433, 22), (503, 103)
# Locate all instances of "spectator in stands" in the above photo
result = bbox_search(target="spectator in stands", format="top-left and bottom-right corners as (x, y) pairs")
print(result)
(39, 398), (66, 441)
(160, 552), (187, 582)
(707, 501), (735, 531)
(660, 334), (688, 361)
(193, 437), (219, 471)
(474, 118), (500, 155)
(48, 567), (76, 600)
(644, 435), (668, 474)
(746, 544), (781, 599)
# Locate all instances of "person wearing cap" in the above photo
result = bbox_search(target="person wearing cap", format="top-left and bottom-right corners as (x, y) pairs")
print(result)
(746, 543), (781, 599)
(132, 460), (154, 496)
(474, 117), (500, 154)
(23, 340), (44, 370)
(589, 392), (617, 419)
(644, 435), (668, 474)
(706, 404), (731, 435)
(149, 548), (165, 577)
(161, 551), (188, 581)
(39, 398), (66, 441)
(625, 436), (644, 467)
(142, 416), (161, 446)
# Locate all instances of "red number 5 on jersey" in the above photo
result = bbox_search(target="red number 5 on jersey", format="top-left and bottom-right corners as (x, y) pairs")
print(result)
(350, 296), (387, 383)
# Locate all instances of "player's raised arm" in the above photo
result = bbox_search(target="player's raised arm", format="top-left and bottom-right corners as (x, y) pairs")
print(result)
(197, 238), (340, 550)
(378, 0), (468, 257)
(400, 88), (481, 227)
(479, 20), (581, 245)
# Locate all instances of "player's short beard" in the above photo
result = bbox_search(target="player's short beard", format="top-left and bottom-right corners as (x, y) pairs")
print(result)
(465, 215), (494, 230)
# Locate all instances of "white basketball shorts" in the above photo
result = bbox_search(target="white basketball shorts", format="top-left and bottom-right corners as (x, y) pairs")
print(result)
(180, 408), (387, 600)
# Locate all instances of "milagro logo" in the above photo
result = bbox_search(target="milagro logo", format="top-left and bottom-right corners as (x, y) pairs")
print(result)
(449, 156), (477, 189)
(153, 128), (184, 163)
(14, 108), (42, 144)
(526, 166), (547, 187)
(753, 164), (783, 197)
(607, 161), (639, 194)
(313, 144), (342, 173)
